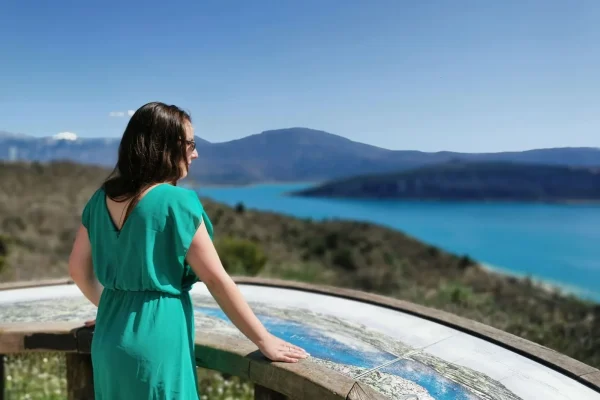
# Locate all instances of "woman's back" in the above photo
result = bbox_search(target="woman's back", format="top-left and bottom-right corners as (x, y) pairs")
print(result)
(82, 183), (213, 399)
(84, 183), (213, 293)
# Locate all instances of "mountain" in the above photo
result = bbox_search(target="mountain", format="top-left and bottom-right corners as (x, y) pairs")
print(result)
(0, 135), (121, 166)
(188, 128), (413, 184)
(0, 131), (34, 140)
(1, 127), (600, 184)
(291, 161), (600, 202)
(189, 128), (600, 184)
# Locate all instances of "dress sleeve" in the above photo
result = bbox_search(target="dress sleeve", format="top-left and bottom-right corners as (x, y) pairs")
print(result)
(171, 189), (214, 267)
(82, 201), (91, 229)
(81, 189), (98, 230)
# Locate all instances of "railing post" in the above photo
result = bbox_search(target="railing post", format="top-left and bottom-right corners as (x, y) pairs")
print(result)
(254, 384), (288, 400)
(66, 353), (94, 400)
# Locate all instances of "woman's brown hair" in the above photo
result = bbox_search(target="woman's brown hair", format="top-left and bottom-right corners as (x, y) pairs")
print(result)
(103, 101), (192, 221)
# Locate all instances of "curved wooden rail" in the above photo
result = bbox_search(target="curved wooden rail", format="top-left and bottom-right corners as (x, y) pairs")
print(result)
(0, 277), (599, 397)
(0, 321), (384, 400)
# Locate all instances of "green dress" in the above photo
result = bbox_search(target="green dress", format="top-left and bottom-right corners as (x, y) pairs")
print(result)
(81, 183), (213, 399)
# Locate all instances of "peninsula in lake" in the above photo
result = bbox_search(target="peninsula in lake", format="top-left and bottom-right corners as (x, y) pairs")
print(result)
(291, 161), (600, 203)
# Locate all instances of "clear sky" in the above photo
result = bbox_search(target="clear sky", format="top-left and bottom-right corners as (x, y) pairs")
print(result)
(1, 0), (598, 152)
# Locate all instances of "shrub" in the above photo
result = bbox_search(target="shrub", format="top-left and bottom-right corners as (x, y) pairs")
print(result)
(324, 232), (339, 249)
(310, 242), (327, 257)
(458, 254), (475, 269)
(426, 245), (440, 257)
(275, 262), (334, 284)
(0, 234), (9, 275)
(215, 237), (267, 276)
(331, 248), (356, 271)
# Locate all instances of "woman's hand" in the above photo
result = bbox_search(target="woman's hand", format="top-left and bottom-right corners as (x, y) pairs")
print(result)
(84, 319), (96, 327)
(257, 333), (309, 363)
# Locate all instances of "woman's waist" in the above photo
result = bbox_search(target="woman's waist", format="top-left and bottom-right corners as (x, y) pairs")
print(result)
(97, 288), (192, 320)
(98, 287), (192, 308)
(102, 287), (186, 294)
(100, 283), (192, 296)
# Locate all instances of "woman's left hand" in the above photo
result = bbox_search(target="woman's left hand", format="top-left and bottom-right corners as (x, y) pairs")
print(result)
(257, 333), (309, 363)
(84, 319), (96, 327)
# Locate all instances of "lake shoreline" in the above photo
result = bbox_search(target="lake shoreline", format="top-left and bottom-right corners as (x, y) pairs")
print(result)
(187, 180), (600, 206)
(184, 180), (323, 190)
(287, 191), (600, 206)
(479, 263), (600, 303)
(196, 182), (600, 303)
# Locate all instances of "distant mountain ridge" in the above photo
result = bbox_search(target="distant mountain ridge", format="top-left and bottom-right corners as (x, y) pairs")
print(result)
(1, 127), (599, 184)
(0, 130), (34, 140)
(292, 160), (600, 203)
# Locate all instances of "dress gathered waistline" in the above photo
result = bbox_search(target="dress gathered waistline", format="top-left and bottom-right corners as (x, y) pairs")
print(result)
(102, 287), (191, 296)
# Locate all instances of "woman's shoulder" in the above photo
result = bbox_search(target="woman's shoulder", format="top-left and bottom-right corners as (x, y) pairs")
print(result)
(157, 184), (204, 212)
(157, 184), (210, 236)
(159, 183), (199, 200)
(81, 186), (106, 228)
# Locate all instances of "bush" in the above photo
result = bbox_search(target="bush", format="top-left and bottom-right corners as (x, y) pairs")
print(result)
(0, 234), (9, 275)
(272, 262), (334, 285)
(426, 245), (440, 257)
(215, 237), (267, 276)
(331, 248), (356, 271)
(0, 234), (9, 256)
(324, 232), (339, 249)
(458, 254), (475, 269)
(310, 242), (327, 257)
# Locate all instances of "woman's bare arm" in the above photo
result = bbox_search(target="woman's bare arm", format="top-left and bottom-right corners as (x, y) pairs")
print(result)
(68, 224), (104, 307)
(186, 222), (308, 363)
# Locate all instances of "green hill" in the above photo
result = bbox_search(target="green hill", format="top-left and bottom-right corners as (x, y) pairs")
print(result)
(0, 160), (598, 369)
(292, 161), (600, 202)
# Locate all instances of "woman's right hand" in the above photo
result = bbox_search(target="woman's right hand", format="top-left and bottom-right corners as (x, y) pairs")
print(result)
(257, 333), (310, 363)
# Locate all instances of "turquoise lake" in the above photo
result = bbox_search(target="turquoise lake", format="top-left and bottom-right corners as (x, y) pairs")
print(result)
(195, 183), (600, 301)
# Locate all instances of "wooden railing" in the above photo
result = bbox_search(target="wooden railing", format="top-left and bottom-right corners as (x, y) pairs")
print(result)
(1, 277), (599, 399)
(0, 279), (388, 400)
(0, 320), (386, 400)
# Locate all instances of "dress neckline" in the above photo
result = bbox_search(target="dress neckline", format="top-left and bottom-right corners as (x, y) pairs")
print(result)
(103, 183), (169, 236)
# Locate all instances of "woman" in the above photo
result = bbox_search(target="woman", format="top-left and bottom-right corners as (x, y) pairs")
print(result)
(68, 102), (308, 399)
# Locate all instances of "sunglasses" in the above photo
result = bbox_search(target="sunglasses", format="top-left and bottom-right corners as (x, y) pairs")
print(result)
(185, 140), (196, 151)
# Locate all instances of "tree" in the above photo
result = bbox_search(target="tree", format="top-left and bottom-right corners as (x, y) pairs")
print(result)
(234, 202), (245, 213)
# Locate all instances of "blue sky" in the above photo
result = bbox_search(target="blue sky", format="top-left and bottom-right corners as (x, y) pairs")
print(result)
(1, 0), (598, 152)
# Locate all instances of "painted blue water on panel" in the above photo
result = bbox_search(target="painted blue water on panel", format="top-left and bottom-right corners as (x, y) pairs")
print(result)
(196, 306), (478, 399)
(198, 306), (397, 368)
(195, 183), (600, 300)
(380, 360), (477, 400)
